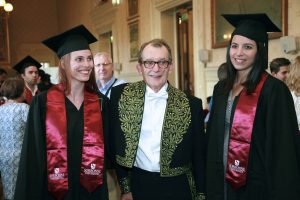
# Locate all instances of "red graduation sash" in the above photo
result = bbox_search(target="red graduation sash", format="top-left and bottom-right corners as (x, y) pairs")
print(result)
(24, 86), (32, 104)
(46, 84), (104, 200)
(24, 86), (38, 104)
(225, 73), (267, 190)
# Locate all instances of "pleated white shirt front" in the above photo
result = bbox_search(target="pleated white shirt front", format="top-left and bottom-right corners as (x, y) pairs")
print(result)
(134, 83), (168, 172)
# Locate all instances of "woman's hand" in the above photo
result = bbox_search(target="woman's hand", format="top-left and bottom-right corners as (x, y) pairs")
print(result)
(121, 192), (133, 200)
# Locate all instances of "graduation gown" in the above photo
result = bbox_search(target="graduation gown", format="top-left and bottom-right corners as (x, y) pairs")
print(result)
(14, 91), (109, 200)
(109, 81), (206, 199)
(206, 74), (300, 200)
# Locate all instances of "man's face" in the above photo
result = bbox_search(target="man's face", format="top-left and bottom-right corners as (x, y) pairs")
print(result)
(136, 44), (173, 92)
(94, 55), (114, 84)
(272, 65), (289, 82)
(21, 66), (39, 86)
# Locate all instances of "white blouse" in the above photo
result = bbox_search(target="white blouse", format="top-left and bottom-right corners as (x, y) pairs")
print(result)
(291, 91), (300, 130)
(0, 102), (29, 199)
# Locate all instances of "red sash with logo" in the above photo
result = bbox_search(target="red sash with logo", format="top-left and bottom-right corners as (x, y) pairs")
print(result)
(225, 73), (267, 190)
(46, 84), (105, 200)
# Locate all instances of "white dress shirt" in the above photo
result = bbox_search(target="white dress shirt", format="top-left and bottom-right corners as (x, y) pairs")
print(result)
(134, 83), (168, 172)
(97, 76), (127, 98)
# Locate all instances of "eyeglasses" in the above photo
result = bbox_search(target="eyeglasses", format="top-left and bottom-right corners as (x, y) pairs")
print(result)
(141, 60), (171, 69)
(95, 63), (112, 67)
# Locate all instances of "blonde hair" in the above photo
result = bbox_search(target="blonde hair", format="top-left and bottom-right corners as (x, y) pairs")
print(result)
(286, 56), (300, 96)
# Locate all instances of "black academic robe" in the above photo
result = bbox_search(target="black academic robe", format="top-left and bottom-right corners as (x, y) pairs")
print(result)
(14, 90), (109, 200)
(109, 81), (206, 200)
(206, 74), (300, 200)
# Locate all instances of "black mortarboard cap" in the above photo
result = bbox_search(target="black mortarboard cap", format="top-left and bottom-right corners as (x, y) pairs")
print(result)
(222, 13), (281, 44)
(13, 56), (42, 73)
(39, 70), (51, 82)
(42, 25), (97, 59)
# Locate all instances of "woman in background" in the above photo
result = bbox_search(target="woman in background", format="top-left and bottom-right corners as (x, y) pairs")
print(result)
(0, 77), (29, 200)
(286, 55), (300, 131)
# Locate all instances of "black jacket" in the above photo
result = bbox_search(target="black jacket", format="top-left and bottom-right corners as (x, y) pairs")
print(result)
(109, 81), (206, 198)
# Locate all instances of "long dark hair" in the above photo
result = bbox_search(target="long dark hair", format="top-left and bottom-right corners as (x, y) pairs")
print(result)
(224, 38), (268, 94)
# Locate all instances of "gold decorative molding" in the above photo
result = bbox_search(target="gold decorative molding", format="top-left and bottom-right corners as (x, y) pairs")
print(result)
(154, 0), (190, 11)
(90, 2), (118, 34)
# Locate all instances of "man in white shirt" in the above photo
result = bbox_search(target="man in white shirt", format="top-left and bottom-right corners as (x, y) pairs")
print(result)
(94, 52), (126, 98)
(109, 39), (206, 200)
(94, 51), (126, 200)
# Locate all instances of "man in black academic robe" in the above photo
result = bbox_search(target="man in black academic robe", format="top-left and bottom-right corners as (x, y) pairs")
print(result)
(109, 81), (206, 200)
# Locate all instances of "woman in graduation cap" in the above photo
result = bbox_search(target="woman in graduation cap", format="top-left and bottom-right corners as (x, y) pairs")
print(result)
(14, 25), (109, 200)
(206, 14), (300, 200)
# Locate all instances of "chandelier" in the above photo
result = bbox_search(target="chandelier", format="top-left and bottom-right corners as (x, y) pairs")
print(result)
(0, 0), (13, 14)
(112, 0), (121, 6)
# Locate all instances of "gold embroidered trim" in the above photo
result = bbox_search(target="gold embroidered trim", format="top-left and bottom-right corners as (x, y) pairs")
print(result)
(119, 176), (131, 194)
(116, 82), (192, 177)
(160, 85), (191, 176)
(186, 170), (206, 200)
(198, 193), (206, 200)
(116, 81), (145, 167)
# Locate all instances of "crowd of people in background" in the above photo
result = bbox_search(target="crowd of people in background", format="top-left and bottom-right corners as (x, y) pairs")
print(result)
(270, 57), (291, 82)
(0, 59), (54, 200)
(0, 12), (300, 200)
